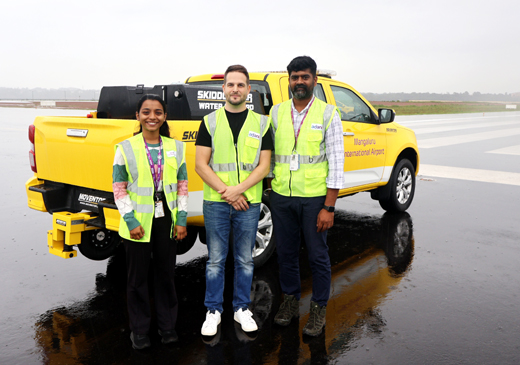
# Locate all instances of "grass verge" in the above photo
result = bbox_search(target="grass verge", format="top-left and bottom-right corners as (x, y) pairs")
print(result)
(370, 102), (520, 115)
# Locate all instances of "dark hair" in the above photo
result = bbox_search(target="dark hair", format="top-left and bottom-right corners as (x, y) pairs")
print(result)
(287, 56), (317, 77)
(224, 64), (250, 84)
(136, 94), (170, 138)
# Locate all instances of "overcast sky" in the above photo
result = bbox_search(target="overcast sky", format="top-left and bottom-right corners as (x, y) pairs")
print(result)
(2, 0), (519, 94)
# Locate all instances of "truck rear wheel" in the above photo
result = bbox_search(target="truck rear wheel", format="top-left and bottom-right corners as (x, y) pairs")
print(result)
(79, 228), (121, 261)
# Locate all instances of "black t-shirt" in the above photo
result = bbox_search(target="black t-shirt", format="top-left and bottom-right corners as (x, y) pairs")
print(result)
(195, 109), (273, 150)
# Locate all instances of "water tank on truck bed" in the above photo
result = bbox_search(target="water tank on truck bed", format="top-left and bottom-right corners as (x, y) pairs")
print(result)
(96, 84), (266, 120)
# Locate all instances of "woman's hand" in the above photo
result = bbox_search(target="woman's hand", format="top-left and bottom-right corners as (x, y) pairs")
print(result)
(130, 225), (145, 240)
(175, 225), (187, 241)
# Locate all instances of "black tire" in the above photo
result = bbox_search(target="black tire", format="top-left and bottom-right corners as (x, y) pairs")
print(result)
(379, 159), (415, 212)
(176, 226), (198, 255)
(381, 212), (414, 275)
(250, 259), (280, 328)
(79, 228), (121, 261)
(252, 193), (276, 268)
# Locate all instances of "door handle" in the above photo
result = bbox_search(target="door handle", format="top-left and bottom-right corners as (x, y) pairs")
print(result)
(343, 132), (354, 136)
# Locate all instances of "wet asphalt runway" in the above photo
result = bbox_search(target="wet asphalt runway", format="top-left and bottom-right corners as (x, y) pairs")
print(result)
(1, 109), (520, 364)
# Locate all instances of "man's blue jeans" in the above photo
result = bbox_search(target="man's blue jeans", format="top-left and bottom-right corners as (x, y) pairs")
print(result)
(203, 200), (261, 313)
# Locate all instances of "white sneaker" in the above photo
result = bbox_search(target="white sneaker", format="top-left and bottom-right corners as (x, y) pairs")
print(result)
(201, 310), (221, 336)
(234, 308), (258, 332)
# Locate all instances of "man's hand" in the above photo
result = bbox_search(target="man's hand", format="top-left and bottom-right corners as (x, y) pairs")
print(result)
(218, 185), (244, 205)
(175, 225), (187, 241)
(316, 209), (334, 232)
(130, 225), (145, 240)
(231, 194), (249, 211)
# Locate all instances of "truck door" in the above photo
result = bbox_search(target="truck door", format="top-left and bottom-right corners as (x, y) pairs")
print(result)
(330, 85), (387, 189)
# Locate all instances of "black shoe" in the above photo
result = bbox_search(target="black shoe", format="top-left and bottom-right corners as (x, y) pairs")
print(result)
(302, 301), (326, 337)
(130, 332), (151, 350)
(158, 329), (179, 344)
(274, 294), (299, 326)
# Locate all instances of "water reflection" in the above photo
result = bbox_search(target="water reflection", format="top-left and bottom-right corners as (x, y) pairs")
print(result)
(265, 211), (415, 364)
(34, 211), (414, 364)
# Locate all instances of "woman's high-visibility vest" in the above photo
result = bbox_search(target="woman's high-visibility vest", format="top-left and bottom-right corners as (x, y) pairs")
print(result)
(116, 134), (185, 242)
(203, 108), (269, 203)
(271, 98), (339, 197)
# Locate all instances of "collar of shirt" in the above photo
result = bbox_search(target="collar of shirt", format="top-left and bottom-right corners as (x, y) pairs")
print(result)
(291, 95), (315, 134)
(291, 95), (315, 116)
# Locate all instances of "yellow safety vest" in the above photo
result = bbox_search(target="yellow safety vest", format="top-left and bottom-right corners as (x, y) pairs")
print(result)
(116, 134), (185, 242)
(271, 98), (339, 197)
(203, 107), (269, 203)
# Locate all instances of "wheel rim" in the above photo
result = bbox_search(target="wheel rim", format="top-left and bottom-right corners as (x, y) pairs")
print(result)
(250, 279), (274, 327)
(393, 220), (411, 257)
(90, 229), (113, 250)
(396, 167), (413, 204)
(253, 203), (273, 258)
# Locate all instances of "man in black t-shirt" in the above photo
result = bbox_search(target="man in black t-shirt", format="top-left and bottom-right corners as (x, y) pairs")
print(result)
(195, 65), (272, 338)
(196, 109), (273, 151)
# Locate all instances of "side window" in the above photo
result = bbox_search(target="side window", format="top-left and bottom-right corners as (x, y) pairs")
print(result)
(313, 84), (326, 102)
(331, 86), (372, 122)
(288, 83), (327, 102)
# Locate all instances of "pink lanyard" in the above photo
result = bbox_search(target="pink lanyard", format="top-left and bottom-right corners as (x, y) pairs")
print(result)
(291, 98), (315, 150)
(144, 137), (163, 201)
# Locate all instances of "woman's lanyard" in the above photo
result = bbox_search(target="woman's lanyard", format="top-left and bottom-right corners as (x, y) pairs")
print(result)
(144, 137), (163, 202)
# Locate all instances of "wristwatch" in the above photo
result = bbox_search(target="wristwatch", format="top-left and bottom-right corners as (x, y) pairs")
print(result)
(322, 205), (335, 212)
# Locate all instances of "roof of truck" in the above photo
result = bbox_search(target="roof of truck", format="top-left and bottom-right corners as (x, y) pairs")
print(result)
(185, 70), (338, 83)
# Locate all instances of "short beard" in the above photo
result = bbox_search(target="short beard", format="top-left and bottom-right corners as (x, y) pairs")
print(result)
(292, 85), (313, 100)
(228, 96), (246, 106)
(226, 93), (247, 106)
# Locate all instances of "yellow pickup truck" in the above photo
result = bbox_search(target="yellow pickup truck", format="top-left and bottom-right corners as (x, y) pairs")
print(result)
(25, 71), (419, 266)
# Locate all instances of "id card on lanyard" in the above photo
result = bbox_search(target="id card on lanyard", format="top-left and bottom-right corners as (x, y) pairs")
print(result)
(290, 98), (314, 171)
(144, 138), (165, 218)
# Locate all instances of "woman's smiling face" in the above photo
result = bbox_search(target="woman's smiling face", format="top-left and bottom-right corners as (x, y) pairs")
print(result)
(136, 99), (166, 134)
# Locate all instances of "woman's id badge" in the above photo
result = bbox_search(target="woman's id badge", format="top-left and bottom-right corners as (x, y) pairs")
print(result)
(155, 200), (165, 218)
(290, 153), (300, 171)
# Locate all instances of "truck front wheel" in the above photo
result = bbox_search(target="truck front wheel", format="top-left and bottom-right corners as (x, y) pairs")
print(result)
(253, 195), (276, 268)
(379, 159), (415, 212)
(79, 228), (121, 261)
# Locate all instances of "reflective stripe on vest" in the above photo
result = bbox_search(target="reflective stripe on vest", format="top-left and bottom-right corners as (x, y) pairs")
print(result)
(274, 154), (328, 164)
(203, 108), (269, 203)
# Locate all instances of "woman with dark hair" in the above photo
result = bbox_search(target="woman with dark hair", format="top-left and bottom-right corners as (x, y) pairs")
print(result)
(113, 94), (188, 349)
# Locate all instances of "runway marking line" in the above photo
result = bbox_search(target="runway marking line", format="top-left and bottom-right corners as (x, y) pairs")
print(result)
(419, 164), (520, 186)
(487, 145), (520, 156)
(418, 128), (520, 148)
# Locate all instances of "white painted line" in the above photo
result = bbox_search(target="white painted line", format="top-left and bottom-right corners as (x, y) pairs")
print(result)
(400, 118), (480, 128)
(413, 120), (519, 135)
(397, 113), (520, 125)
(419, 164), (520, 186)
(487, 145), (520, 156)
(419, 128), (520, 148)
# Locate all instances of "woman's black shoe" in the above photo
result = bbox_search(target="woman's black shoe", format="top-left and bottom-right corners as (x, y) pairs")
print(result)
(130, 332), (151, 350)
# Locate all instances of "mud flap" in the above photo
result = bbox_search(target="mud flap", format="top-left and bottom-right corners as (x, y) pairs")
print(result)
(47, 212), (98, 259)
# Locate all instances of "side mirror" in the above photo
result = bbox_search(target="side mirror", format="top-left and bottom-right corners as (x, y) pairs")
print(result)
(378, 108), (395, 124)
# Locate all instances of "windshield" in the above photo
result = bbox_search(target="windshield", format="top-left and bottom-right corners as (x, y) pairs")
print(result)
(187, 80), (273, 114)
